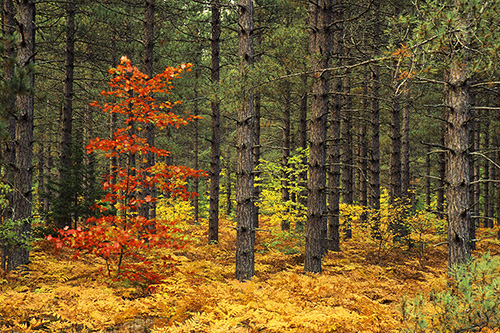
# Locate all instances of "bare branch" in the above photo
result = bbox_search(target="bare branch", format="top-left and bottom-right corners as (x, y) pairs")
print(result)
(470, 151), (500, 170)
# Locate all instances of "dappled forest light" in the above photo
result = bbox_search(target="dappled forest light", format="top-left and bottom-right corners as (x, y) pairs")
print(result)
(2, 0), (500, 331)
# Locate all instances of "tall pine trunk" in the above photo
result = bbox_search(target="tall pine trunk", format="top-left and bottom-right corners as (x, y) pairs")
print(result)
(359, 68), (369, 210)
(369, 0), (381, 233)
(389, 88), (402, 204)
(235, 0), (256, 281)
(444, 61), (472, 269)
(401, 89), (411, 199)
(57, 0), (76, 229)
(192, 62), (200, 224)
(437, 104), (446, 219)
(253, 29), (262, 230)
(281, 79), (291, 231)
(327, 0), (343, 251)
(140, 0), (156, 220)
(342, 63), (353, 239)
(305, 0), (333, 273)
(296, 74), (308, 232)
(208, 0), (221, 243)
(1, 0), (16, 271)
(483, 109), (491, 227)
(9, 0), (35, 270)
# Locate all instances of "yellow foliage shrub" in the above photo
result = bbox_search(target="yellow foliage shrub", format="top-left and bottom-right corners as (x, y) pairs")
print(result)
(157, 195), (194, 224)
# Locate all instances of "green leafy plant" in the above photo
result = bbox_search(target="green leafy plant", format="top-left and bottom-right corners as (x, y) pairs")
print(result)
(260, 229), (305, 255)
(401, 253), (500, 332)
(256, 148), (308, 230)
(0, 183), (32, 270)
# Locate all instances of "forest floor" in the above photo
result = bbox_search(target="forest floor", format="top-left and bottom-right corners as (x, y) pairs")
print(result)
(1, 217), (500, 333)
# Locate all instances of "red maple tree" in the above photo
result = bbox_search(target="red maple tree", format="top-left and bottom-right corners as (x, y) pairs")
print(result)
(48, 56), (205, 285)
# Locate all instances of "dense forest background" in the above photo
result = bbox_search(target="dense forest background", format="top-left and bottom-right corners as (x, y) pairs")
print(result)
(2, 0), (500, 271)
(2, 0), (500, 330)
(0, 0), (500, 332)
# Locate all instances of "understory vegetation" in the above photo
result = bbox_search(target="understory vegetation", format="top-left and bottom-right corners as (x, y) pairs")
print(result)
(1, 197), (500, 332)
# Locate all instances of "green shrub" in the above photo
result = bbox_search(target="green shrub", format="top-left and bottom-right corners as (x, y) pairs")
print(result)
(401, 253), (500, 332)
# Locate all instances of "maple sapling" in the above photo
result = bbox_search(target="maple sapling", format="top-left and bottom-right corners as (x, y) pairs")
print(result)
(48, 56), (206, 285)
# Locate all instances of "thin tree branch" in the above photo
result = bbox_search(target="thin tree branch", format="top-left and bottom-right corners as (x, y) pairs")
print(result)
(470, 151), (500, 170)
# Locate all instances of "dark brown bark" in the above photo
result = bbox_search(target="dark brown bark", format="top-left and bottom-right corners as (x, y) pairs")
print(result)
(83, 107), (95, 223)
(296, 74), (308, 232)
(401, 90), (411, 198)
(496, 147), (500, 228)
(193, 66), (200, 224)
(8, 0), (35, 270)
(389, 78), (406, 239)
(437, 106), (446, 219)
(369, 0), (381, 232)
(140, 0), (156, 220)
(60, 0), (75, 166)
(208, 0), (221, 244)
(235, 0), (255, 281)
(425, 145), (431, 207)
(483, 109), (492, 227)
(469, 93), (477, 249)
(1, 0), (15, 271)
(55, 0), (76, 229)
(389, 88), (402, 204)
(342, 63), (353, 239)
(225, 143), (233, 217)
(327, 0), (342, 252)
(444, 62), (472, 269)
(281, 79), (291, 231)
(474, 113), (481, 219)
(305, 0), (333, 273)
(369, 66), (381, 230)
(109, 39), (119, 195)
(253, 30), (261, 230)
(359, 69), (369, 209)
(38, 141), (47, 215)
(143, 0), (154, 76)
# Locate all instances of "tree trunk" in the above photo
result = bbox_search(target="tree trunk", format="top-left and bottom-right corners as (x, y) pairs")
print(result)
(389, 87), (402, 204)
(305, 0), (333, 273)
(225, 143), (233, 217)
(370, 66), (381, 230)
(1, 0), (16, 271)
(469, 93), (477, 249)
(235, 0), (255, 281)
(401, 89), (411, 198)
(109, 40), (119, 199)
(444, 61), (472, 269)
(140, 0), (156, 220)
(208, 0), (221, 244)
(389, 76), (406, 239)
(253, 30), (261, 230)
(359, 69), (369, 209)
(9, 0), (35, 270)
(192, 65), (200, 224)
(281, 79), (291, 231)
(296, 74), (308, 232)
(342, 62), (353, 239)
(425, 145), (431, 207)
(369, 0), (381, 233)
(327, 0), (342, 251)
(56, 0), (76, 229)
(483, 109), (491, 227)
(496, 147), (500, 228)
(61, 0), (75, 172)
(437, 105), (446, 219)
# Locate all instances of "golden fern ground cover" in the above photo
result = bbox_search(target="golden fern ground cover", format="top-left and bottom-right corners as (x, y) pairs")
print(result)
(1, 217), (499, 333)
